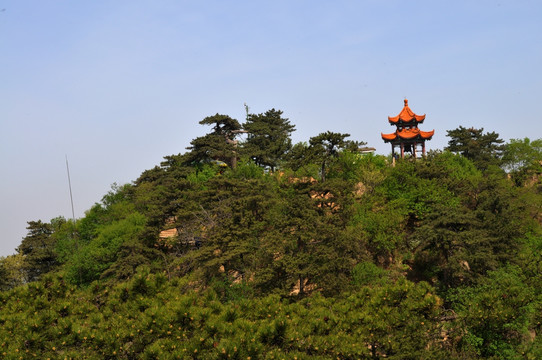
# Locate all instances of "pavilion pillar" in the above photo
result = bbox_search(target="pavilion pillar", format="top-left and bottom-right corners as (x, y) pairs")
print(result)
(422, 141), (426, 157)
(413, 142), (417, 158)
(400, 142), (404, 159)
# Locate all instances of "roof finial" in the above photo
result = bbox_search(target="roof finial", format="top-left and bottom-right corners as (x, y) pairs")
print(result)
(404, 98), (408, 106)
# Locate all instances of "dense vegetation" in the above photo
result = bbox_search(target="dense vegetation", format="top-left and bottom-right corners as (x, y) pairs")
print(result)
(1, 110), (542, 359)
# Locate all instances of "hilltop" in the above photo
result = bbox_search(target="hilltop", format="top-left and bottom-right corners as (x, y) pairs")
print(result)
(1, 110), (542, 359)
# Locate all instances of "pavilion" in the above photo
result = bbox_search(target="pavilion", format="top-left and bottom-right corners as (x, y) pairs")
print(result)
(381, 99), (434, 159)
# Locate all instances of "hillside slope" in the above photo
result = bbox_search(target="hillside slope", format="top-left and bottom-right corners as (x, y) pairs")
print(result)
(2, 121), (542, 358)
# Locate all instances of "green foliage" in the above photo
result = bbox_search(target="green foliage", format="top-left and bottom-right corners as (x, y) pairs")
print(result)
(503, 137), (542, 172)
(329, 151), (388, 187)
(185, 113), (243, 167)
(352, 261), (389, 286)
(242, 108), (295, 171)
(65, 212), (147, 285)
(53, 218), (79, 264)
(503, 137), (542, 186)
(378, 158), (461, 218)
(284, 141), (310, 172)
(451, 266), (536, 358)
(411, 202), (488, 287)
(309, 131), (358, 182)
(519, 233), (542, 286)
(3, 113), (542, 358)
(209, 276), (254, 303)
(422, 150), (481, 182)
(17, 220), (58, 282)
(445, 126), (505, 170)
(227, 157), (265, 180)
(77, 183), (134, 244)
(186, 163), (221, 185)
(354, 196), (409, 261)
(0, 273), (447, 359)
(0, 253), (25, 291)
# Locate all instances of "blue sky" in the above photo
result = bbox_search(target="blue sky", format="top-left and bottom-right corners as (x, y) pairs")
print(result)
(1, 0), (541, 256)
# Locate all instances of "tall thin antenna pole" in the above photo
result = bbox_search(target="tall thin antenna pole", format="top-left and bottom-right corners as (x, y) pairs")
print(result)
(65, 155), (76, 225)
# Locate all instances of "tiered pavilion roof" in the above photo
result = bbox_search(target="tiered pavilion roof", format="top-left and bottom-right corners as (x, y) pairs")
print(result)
(381, 99), (434, 159)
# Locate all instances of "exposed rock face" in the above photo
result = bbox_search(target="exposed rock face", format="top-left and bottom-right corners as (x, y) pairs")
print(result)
(159, 228), (178, 239)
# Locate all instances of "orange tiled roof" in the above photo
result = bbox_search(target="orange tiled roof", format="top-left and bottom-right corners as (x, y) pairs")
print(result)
(388, 99), (426, 124)
(381, 128), (434, 142)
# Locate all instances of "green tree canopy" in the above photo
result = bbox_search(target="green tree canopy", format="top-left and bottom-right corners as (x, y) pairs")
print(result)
(308, 131), (363, 182)
(242, 108), (295, 171)
(445, 126), (504, 170)
(4, 107), (542, 359)
(16, 220), (58, 282)
(185, 114), (243, 167)
(0, 253), (25, 290)
(502, 137), (542, 185)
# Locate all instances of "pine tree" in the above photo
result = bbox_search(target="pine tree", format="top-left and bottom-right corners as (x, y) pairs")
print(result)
(445, 126), (504, 170)
(242, 109), (295, 172)
(17, 220), (57, 282)
(185, 114), (243, 167)
(309, 131), (353, 182)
